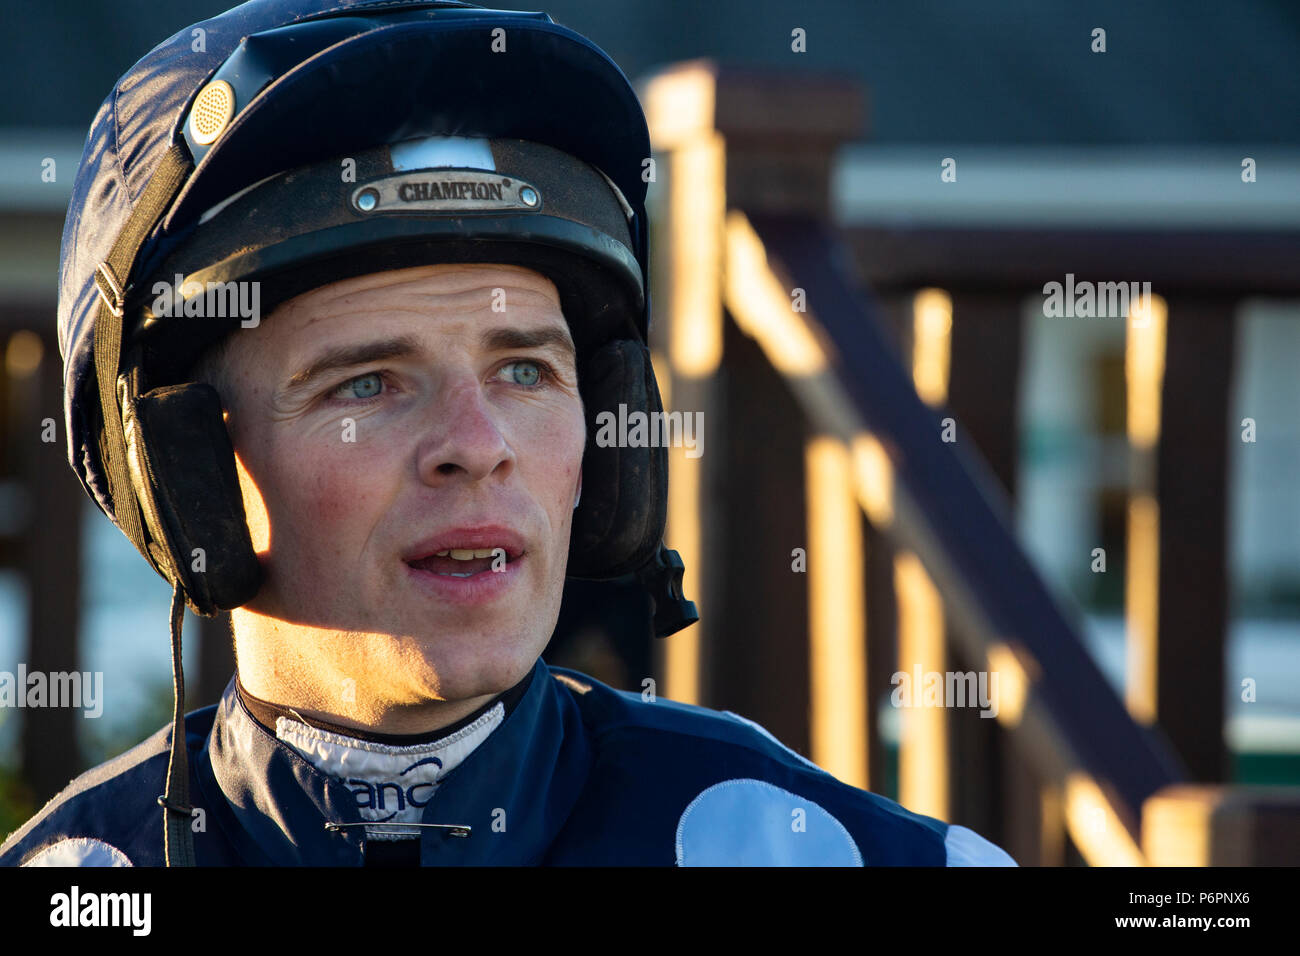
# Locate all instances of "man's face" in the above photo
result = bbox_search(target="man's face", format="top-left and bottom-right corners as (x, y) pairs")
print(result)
(217, 263), (585, 712)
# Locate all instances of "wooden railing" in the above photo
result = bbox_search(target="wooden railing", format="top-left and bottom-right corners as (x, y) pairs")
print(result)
(639, 60), (1300, 865)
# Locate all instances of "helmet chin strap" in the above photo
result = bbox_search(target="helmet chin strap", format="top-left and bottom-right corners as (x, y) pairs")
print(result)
(159, 583), (196, 866)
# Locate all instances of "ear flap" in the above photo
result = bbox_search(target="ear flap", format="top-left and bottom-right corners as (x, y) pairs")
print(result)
(568, 339), (667, 578)
(121, 380), (263, 616)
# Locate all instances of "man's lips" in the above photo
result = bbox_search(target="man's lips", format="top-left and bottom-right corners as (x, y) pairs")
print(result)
(403, 525), (527, 605)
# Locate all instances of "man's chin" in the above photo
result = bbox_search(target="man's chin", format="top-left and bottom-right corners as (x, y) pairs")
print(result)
(401, 632), (539, 699)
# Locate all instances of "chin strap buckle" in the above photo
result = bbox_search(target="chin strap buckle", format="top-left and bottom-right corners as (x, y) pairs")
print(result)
(636, 543), (699, 639)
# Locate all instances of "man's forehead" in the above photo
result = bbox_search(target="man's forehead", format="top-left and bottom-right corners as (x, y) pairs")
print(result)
(286, 262), (562, 312)
(264, 263), (571, 341)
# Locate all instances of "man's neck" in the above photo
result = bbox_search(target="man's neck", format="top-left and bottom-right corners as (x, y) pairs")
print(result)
(229, 612), (539, 736)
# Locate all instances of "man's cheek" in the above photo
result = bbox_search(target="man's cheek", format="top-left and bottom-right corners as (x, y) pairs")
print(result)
(323, 464), (376, 518)
(546, 447), (585, 551)
(290, 459), (384, 562)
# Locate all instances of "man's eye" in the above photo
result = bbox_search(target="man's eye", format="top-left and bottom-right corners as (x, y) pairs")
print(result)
(496, 360), (549, 387)
(330, 371), (385, 401)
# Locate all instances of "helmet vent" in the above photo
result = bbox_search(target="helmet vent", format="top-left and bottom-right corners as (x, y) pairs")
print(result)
(188, 80), (235, 146)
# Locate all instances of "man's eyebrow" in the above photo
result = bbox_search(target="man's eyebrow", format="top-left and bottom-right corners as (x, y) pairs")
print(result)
(480, 325), (576, 360)
(281, 335), (425, 396)
(279, 325), (576, 397)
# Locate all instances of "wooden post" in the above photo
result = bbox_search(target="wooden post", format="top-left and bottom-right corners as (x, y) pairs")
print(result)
(706, 318), (813, 753)
(1125, 295), (1166, 727)
(1155, 298), (1235, 782)
(11, 325), (84, 802)
(891, 289), (957, 819)
(945, 290), (1025, 852)
(641, 63), (865, 735)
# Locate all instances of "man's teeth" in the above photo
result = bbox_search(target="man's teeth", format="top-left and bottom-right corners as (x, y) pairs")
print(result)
(419, 547), (511, 577)
(435, 548), (504, 560)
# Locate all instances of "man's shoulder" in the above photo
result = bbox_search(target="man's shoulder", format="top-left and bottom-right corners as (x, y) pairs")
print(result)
(546, 665), (1016, 865)
(550, 665), (848, 769)
(0, 706), (217, 867)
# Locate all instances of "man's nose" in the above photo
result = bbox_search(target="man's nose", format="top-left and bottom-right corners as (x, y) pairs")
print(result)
(415, 376), (515, 485)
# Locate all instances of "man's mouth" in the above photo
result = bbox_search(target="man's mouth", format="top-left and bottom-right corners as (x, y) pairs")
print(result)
(402, 528), (525, 605)
(406, 548), (517, 578)
(403, 526), (526, 582)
